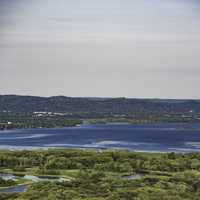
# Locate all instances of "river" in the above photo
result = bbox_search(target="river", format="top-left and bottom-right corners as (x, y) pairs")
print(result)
(0, 123), (200, 152)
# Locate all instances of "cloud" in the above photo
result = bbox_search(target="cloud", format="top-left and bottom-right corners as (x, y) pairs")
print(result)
(0, 0), (200, 98)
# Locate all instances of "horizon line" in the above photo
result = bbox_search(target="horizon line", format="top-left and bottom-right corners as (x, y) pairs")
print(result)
(1, 94), (200, 101)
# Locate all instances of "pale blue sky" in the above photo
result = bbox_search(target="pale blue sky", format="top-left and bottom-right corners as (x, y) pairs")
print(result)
(0, 0), (200, 98)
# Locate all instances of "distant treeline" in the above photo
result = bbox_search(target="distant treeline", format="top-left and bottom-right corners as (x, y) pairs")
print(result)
(0, 112), (82, 130)
(1, 95), (200, 114)
(0, 95), (200, 129)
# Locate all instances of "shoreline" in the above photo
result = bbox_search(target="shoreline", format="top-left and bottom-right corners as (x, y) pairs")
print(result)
(1, 121), (200, 132)
(0, 145), (199, 154)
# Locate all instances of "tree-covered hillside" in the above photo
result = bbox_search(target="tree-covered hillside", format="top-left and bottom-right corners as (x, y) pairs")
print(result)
(0, 95), (200, 129)
(0, 95), (200, 114)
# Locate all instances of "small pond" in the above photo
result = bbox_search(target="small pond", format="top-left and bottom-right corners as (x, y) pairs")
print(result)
(122, 174), (143, 180)
(0, 185), (27, 193)
(0, 173), (69, 193)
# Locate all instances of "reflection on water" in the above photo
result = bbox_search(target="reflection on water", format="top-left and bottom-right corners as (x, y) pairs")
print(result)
(122, 174), (143, 180)
(0, 173), (17, 181)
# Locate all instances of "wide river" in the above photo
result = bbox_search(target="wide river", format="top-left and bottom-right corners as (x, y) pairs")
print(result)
(1, 123), (200, 152)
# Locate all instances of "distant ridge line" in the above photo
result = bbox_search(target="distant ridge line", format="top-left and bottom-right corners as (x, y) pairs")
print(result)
(0, 94), (200, 113)
(1, 94), (200, 101)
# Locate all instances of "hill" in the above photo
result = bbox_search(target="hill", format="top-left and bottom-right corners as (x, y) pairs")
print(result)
(0, 95), (200, 114)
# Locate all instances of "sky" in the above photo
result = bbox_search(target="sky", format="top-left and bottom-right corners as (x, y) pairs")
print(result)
(0, 0), (200, 99)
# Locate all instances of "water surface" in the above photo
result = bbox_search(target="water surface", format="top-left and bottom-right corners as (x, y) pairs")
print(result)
(0, 185), (27, 193)
(0, 123), (200, 152)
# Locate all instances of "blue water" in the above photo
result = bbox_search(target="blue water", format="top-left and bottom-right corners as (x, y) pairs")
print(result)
(1, 123), (200, 152)
(0, 185), (27, 193)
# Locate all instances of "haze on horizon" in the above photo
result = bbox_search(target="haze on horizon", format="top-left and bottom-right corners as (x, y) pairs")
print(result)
(0, 0), (200, 99)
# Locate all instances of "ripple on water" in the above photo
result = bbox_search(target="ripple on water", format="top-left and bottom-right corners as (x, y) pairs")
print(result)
(0, 134), (51, 140)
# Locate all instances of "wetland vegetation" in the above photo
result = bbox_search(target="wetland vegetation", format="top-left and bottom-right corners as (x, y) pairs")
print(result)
(0, 149), (200, 199)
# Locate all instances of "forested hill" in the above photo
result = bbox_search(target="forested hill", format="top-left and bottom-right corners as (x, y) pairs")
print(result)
(0, 95), (200, 114)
